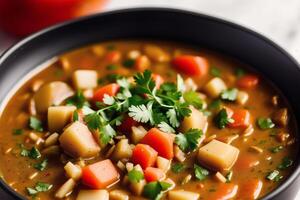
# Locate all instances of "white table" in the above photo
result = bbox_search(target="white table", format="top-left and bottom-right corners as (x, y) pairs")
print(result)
(0, 0), (299, 199)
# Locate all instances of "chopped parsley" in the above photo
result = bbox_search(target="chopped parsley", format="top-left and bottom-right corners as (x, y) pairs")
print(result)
(20, 146), (41, 159)
(26, 182), (52, 196)
(171, 163), (186, 173)
(210, 67), (221, 77)
(128, 169), (144, 183)
(278, 157), (293, 170)
(214, 108), (234, 129)
(266, 170), (280, 181)
(257, 117), (275, 129)
(175, 129), (202, 152)
(220, 88), (238, 101)
(29, 117), (43, 132)
(194, 164), (209, 181)
(34, 159), (48, 171)
(208, 99), (222, 110)
(143, 181), (172, 200)
(12, 128), (23, 135)
(183, 91), (204, 110)
(269, 145), (283, 153)
(66, 90), (89, 108)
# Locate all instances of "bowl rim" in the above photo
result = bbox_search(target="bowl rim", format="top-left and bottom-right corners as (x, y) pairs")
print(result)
(0, 7), (300, 200)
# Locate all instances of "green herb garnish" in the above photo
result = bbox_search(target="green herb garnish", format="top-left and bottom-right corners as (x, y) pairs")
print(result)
(66, 90), (89, 108)
(210, 67), (221, 77)
(143, 181), (172, 200)
(266, 170), (280, 181)
(208, 99), (222, 110)
(21, 147), (41, 159)
(26, 182), (52, 196)
(29, 117), (43, 132)
(123, 59), (135, 68)
(220, 88), (238, 101)
(257, 117), (275, 129)
(194, 164), (209, 181)
(12, 128), (23, 135)
(34, 159), (48, 171)
(214, 108), (234, 129)
(175, 129), (202, 152)
(183, 91), (204, 110)
(128, 169), (144, 183)
(278, 157), (293, 170)
(270, 145), (283, 153)
(171, 163), (186, 173)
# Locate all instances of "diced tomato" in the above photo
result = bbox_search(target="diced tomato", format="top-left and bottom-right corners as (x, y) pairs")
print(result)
(105, 51), (121, 63)
(141, 128), (174, 159)
(93, 83), (120, 102)
(135, 55), (150, 71)
(237, 75), (259, 89)
(132, 144), (158, 169)
(82, 159), (120, 189)
(172, 55), (209, 76)
(118, 115), (139, 134)
(152, 74), (164, 89)
(237, 179), (263, 200)
(209, 183), (238, 200)
(234, 153), (259, 171)
(144, 167), (165, 182)
(228, 109), (251, 129)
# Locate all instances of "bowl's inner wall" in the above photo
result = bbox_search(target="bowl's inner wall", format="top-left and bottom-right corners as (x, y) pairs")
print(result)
(0, 8), (300, 200)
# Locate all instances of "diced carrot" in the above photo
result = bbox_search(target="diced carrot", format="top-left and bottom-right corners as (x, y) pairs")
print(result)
(93, 83), (120, 102)
(234, 153), (259, 171)
(237, 179), (263, 200)
(118, 115), (139, 134)
(144, 167), (165, 182)
(82, 159), (120, 189)
(135, 55), (150, 71)
(152, 74), (164, 89)
(209, 183), (238, 200)
(172, 55), (209, 76)
(105, 51), (121, 63)
(228, 109), (250, 129)
(132, 144), (158, 169)
(141, 128), (174, 159)
(237, 75), (259, 89)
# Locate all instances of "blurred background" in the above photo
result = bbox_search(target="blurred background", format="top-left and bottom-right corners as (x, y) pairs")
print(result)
(0, 0), (299, 199)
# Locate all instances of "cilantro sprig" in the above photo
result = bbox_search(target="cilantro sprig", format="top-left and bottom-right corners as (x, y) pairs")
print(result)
(175, 129), (203, 152)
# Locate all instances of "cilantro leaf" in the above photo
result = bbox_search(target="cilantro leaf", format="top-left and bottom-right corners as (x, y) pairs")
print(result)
(99, 124), (116, 145)
(21, 147), (41, 159)
(134, 70), (155, 95)
(34, 159), (48, 171)
(143, 181), (172, 200)
(194, 164), (209, 181)
(128, 102), (153, 123)
(183, 91), (204, 110)
(220, 88), (238, 101)
(171, 163), (185, 173)
(103, 94), (115, 105)
(215, 109), (234, 129)
(175, 129), (202, 152)
(27, 182), (53, 196)
(128, 169), (144, 183)
(210, 67), (221, 77)
(257, 117), (275, 129)
(84, 112), (101, 130)
(278, 157), (293, 170)
(29, 116), (43, 132)
(166, 108), (179, 128)
(158, 122), (175, 133)
(208, 99), (221, 110)
(72, 110), (79, 122)
(269, 145), (283, 153)
(66, 90), (88, 108)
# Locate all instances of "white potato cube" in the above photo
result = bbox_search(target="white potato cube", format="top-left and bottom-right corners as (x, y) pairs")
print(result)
(237, 91), (249, 105)
(112, 139), (132, 161)
(109, 190), (129, 200)
(59, 122), (100, 158)
(131, 126), (147, 144)
(55, 178), (76, 199)
(48, 106), (76, 132)
(34, 81), (74, 113)
(198, 139), (239, 171)
(168, 190), (200, 200)
(76, 189), (109, 200)
(64, 162), (82, 180)
(204, 77), (227, 98)
(181, 106), (208, 134)
(156, 156), (171, 173)
(72, 70), (98, 90)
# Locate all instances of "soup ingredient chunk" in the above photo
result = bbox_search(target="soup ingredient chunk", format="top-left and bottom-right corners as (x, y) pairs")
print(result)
(93, 83), (120, 102)
(59, 121), (100, 158)
(48, 105), (76, 132)
(204, 77), (227, 98)
(76, 189), (109, 200)
(172, 55), (209, 76)
(33, 81), (74, 113)
(168, 190), (200, 200)
(132, 144), (158, 169)
(82, 159), (120, 189)
(198, 139), (239, 171)
(72, 70), (98, 90)
(180, 106), (208, 133)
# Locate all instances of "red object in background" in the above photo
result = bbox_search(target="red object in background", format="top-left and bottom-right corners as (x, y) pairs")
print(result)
(0, 0), (107, 37)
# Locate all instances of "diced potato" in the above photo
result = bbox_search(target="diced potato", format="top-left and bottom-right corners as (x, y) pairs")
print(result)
(112, 139), (132, 161)
(204, 77), (227, 98)
(180, 106), (208, 134)
(76, 189), (109, 200)
(55, 178), (76, 199)
(130, 179), (146, 196)
(64, 162), (82, 180)
(44, 133), (60, 147)
(144, 44), (170, 62)
(92, 130), (108, 149)
(156, 156), (171, 173)
(131, 126), (147, 144)
(236, 91), (249, 105)
(33, 81), (74, 113)
(72, 70), (98, 90)
(109, 189), (129, 200)
(214, 172), (227, 183)
(198, 139), (239, 171)
(168, 190), (200, 200)
(48, 106), (76, 132)
(59, 122), (100, 158)
(184, 78), (198, 91)
(174, 145), (186, 162)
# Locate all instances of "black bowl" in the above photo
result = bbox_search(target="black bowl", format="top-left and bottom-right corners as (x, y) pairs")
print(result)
(0, 8), (299, 200)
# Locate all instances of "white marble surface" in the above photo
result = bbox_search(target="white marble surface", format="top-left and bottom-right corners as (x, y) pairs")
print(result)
(0, 0), (300, 199)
